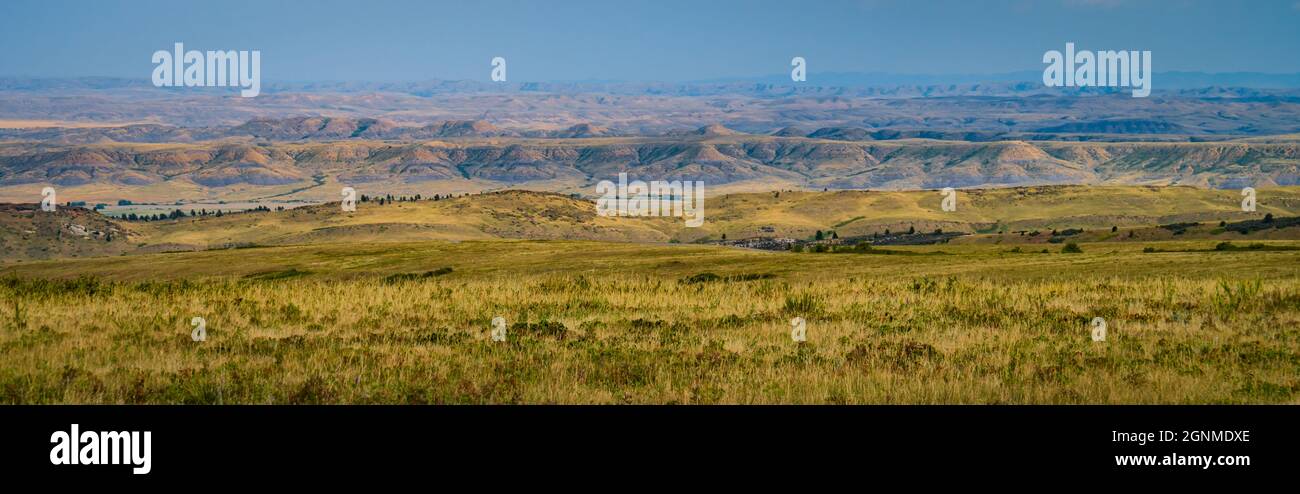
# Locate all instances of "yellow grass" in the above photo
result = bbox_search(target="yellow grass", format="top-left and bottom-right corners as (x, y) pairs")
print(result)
(1, 239), (1297, 404)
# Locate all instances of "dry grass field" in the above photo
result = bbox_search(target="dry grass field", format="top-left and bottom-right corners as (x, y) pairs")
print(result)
(2, 239), (1297, 404)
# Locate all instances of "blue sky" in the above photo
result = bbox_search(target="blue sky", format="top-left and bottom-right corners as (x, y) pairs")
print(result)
(1, 0), (1298, 82)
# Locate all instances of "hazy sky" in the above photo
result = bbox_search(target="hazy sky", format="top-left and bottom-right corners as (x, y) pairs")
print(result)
(2, 0), (1298, 82)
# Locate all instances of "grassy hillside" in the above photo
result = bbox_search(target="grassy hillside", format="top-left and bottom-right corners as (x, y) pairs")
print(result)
(126, 190), (683, 250)
(79, 185), (1300, 250)
(2, 185), (1297, 260)
(702, 185), (1300, 240)
(0, 204), (137, 259)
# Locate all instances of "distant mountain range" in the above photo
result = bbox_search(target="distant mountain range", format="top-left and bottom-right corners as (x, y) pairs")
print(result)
(1, 124), (1296, 205)
(4, 116), (1297, 146)
(5, 72), (1300, 99)
(2, 75), (1299, 201)
(2, 86), (1299, 136)
(694, 71), (1300, 90)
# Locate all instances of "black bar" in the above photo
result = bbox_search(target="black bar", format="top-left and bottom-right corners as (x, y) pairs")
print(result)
(0, 405), (1290, 484)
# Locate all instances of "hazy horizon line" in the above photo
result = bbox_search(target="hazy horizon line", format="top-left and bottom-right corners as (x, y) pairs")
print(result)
(4, 70), (1300, 87)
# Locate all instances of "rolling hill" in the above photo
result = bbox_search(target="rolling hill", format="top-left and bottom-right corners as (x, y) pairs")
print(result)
(2, 185), (1297, 261)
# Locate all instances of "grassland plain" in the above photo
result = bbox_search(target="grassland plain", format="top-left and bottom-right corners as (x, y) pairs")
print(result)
(1, 239), (1297, 404)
